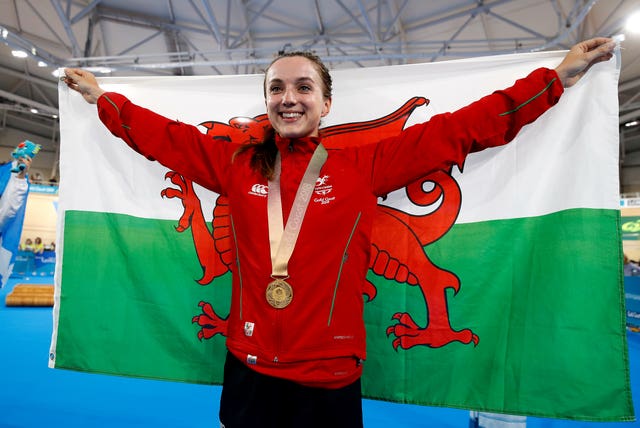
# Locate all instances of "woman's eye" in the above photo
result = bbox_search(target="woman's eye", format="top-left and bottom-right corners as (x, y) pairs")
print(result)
(270, 86), (282, 93)
(299, 85), (311, 92)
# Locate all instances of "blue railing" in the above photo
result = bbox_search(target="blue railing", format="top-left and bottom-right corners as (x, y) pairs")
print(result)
(11, 250), (55, 277)
(625, 276), (640, 330)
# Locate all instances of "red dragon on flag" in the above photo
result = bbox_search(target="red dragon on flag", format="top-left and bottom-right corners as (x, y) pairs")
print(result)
(161, 97), (479, 351)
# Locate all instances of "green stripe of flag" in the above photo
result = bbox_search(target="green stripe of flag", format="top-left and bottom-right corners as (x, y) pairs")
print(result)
(362, 207), (631, 421)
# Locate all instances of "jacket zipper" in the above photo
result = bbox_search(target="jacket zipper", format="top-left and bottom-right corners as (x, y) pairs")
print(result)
(273, 309), (281, 363)
(327, 211), (361, 326)
(230, 214), (244, 320)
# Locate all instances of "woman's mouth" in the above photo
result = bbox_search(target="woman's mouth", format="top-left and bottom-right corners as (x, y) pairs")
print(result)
(280, 112), (302, 119)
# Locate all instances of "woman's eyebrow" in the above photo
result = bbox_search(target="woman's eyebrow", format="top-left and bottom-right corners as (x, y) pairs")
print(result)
(267, 76), (315, 85)
(295, 77), (315, 84)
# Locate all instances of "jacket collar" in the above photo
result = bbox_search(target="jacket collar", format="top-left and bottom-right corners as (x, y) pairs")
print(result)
(275, 133), (322, 155)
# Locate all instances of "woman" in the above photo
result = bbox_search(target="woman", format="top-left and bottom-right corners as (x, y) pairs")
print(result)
(62, 37), (615, 428)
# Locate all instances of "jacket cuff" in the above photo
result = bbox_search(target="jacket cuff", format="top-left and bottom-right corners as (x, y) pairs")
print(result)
(97, 92), (131, 139)
(97, 92), (128, 116)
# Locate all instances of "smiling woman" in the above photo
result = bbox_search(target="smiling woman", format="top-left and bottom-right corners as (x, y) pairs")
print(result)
(265, 53), (332, 139)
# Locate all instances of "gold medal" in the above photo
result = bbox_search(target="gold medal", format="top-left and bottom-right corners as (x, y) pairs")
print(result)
(266, 278), (293, 309)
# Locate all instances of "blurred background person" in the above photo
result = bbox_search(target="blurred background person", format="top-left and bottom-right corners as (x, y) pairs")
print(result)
(33, 237), (44, 255)
(624, 254), (640, 276)
(20, 238), (33, 252)
(0, 152), (32, 288)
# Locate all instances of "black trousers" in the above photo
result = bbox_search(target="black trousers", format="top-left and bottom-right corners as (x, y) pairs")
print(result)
(219, 352), (363, 428)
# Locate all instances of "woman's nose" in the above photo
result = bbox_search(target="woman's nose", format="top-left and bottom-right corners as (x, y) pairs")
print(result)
(282, 88), (296, 105)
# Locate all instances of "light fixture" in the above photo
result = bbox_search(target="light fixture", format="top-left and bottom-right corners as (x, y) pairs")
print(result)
(626, 11), (640, 34)
(11, 50), (28, 58)
(87, 66), (113, 74)
(625, 120), (639, 127)
(30, 108), (38, 114)
(37, 61), (48, 67)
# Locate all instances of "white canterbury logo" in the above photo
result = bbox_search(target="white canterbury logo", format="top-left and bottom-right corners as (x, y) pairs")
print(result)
(249, 184), (268, 197)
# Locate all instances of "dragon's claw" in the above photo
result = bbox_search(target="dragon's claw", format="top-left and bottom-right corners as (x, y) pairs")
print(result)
(387, 311), (478, 350)
(392, 338), (401, 351)
(472, 334), (479, 346)
(162, 188), (184, 199)
(167, 171), (186, 186)
(192, 300), (228, 340)
(392, 312), (420, 329)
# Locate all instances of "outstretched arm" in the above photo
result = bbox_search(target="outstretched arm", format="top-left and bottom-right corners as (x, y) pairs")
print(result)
(554, 37), (615, 88)
(60, 68), (235, 195)
(60, 68), (106, 104)
(369, 38), (616, 194)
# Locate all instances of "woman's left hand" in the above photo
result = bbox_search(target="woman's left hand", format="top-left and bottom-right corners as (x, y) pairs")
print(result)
(555, 38), (616, 88)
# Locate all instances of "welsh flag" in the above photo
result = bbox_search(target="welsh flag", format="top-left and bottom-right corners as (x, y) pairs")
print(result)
(51, 49), (634, 421)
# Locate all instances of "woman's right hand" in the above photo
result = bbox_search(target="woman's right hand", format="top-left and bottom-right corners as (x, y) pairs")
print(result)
(61, 68), (106, 104)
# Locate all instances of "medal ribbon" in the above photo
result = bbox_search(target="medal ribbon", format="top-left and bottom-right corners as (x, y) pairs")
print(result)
(268, 143), (328, 278)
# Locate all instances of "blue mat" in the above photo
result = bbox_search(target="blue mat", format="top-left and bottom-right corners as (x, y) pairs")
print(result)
(0, 276), (637, 427)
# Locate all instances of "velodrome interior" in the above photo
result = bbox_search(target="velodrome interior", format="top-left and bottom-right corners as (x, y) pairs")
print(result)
(0, 1), (639, 427)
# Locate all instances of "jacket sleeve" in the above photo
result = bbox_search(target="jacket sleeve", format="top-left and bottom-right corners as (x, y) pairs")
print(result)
(97, 92), (238, 194)
(0, 175), (28, 231)
(367, 67), (564, 195)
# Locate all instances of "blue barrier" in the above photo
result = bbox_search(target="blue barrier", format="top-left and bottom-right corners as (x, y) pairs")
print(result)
(11, 250), (55, 277)
(625, 276), (640, 330)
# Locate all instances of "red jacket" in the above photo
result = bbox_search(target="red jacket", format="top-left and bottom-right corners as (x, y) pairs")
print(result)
(97, 67), (563, 388)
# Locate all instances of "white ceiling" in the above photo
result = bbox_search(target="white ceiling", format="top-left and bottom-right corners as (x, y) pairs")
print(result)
(1, 0), (640, 189)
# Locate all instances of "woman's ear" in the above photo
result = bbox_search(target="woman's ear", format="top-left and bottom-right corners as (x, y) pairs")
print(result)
(321, 97), (332, 117)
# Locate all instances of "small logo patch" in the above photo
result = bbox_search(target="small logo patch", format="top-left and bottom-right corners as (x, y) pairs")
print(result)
(333, 335), (354, 340)
(244, 321), (255, 336)
(314, 175), (334, 205)
(315, 175), (333, 196)
(249, 183), (268, 197)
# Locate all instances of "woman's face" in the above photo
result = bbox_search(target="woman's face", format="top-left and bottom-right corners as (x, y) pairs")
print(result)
(265, 56), (331, 139)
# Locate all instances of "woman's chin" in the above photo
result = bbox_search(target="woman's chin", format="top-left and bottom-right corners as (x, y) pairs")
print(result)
(273, 122), (319, 140)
